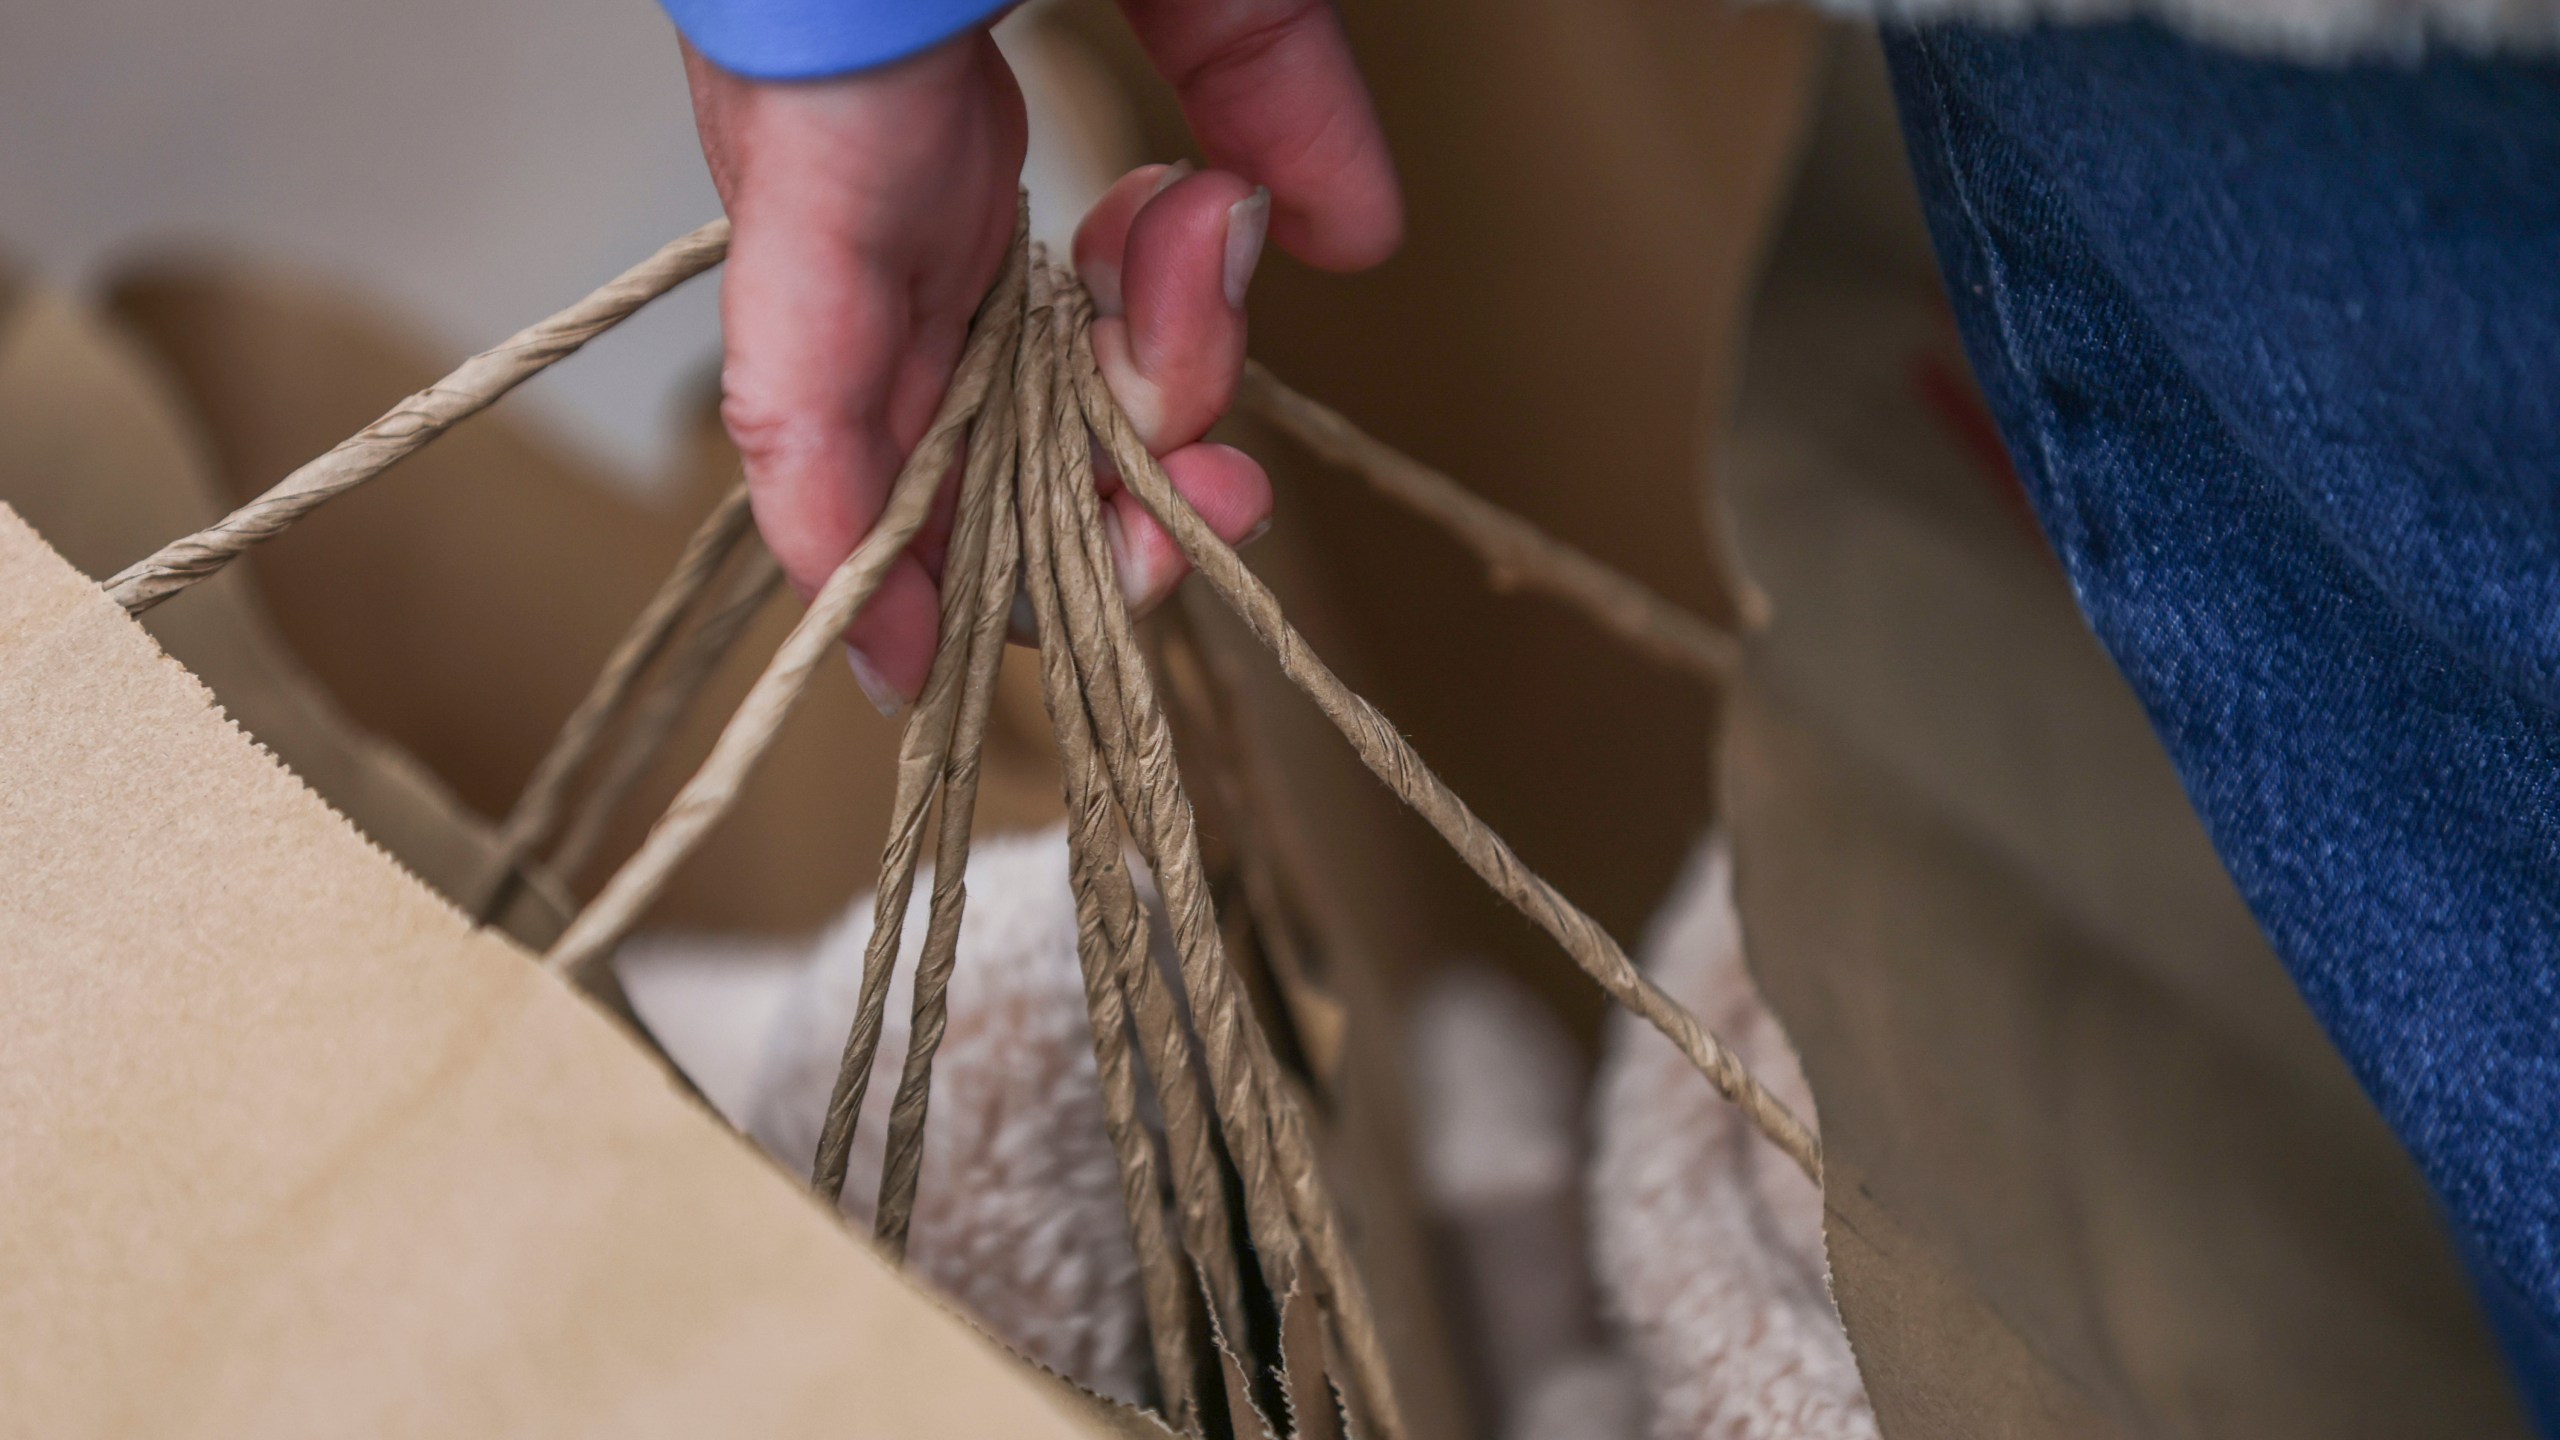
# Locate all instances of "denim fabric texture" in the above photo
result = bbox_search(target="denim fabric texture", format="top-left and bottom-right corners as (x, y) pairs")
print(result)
(1884, 22), (2560, 1428)
(658, 0), (1008, 80)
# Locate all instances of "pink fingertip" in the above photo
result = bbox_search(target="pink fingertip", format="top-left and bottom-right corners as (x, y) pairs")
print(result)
(1223, 188), (1270, 310)
(846, 645), (906, 720)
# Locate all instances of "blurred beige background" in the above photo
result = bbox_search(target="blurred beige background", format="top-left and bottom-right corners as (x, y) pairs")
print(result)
(0, 0), (1122, 481)
(0, 0), (723, 475)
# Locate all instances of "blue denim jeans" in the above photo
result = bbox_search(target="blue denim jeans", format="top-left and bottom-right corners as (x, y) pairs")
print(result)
(1882, 22), (2560, 1429)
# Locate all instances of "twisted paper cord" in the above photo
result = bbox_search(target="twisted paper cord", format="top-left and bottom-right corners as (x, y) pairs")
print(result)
(117, 209), (1819, 1440)
(105, 221), (731, 616)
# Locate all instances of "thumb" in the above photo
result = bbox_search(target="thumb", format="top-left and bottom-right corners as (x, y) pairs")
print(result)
(1113, 0), (1404, 271)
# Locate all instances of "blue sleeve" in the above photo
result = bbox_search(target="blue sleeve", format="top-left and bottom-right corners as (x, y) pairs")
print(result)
(660, 0), (1013, 81)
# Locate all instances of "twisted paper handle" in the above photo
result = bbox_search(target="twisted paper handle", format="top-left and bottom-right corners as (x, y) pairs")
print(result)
(114, 205), (1822, 1440)
(104, 222), (733, 616)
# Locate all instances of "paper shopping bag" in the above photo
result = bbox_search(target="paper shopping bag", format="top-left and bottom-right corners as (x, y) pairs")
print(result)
(0, 500), (1134, 1439)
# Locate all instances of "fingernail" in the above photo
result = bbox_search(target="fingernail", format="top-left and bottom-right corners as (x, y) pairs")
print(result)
(1242, 515), (1272, 547)
(1223, 188), (1270, 311)
(1092, 323), (1167, 448)
(846, 645), (906, 719)
(1103, 508), (1155, 612)
(1090, 165), (1192, 318)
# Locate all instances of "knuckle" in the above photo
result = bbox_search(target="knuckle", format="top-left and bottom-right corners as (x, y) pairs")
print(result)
(717, 387), (830, 477)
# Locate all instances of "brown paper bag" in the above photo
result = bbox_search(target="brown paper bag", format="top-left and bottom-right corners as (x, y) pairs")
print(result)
(0, 499), (1157, 1438)
(0, 278), (573, 946)
(1720, 36), (2529, 1438)
(99, 258), (1063, 935)
(43, 182), (1445, 1439)
(1058, 0), (1826, 1026)
(1052, 9), (1830, 1427)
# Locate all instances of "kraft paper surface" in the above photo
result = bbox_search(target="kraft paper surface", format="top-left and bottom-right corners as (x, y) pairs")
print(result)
(101, 261), (1064, 934)
(0, 501), (1117, 1439)
(0, 283), (571, 947)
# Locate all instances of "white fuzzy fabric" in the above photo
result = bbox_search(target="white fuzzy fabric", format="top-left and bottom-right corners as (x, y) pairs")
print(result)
(1810, 0), (2560, 60)
(1411, 964), (1643, 1440)
(633, 824), (1152, 1405)
(1591, 837), (1877, 1440)
(1411, 966), (1586, 1212)
(1513, 1353), (1651, 1440)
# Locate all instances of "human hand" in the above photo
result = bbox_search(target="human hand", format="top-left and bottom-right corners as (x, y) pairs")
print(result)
(684, 3), (1402, 714)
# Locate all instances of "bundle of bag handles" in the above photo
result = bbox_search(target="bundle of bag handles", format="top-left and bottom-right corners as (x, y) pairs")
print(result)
(105, 200), (1818, 1440)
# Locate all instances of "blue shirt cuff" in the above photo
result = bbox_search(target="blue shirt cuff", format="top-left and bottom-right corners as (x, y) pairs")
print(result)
(660, 0), (1013, 81)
